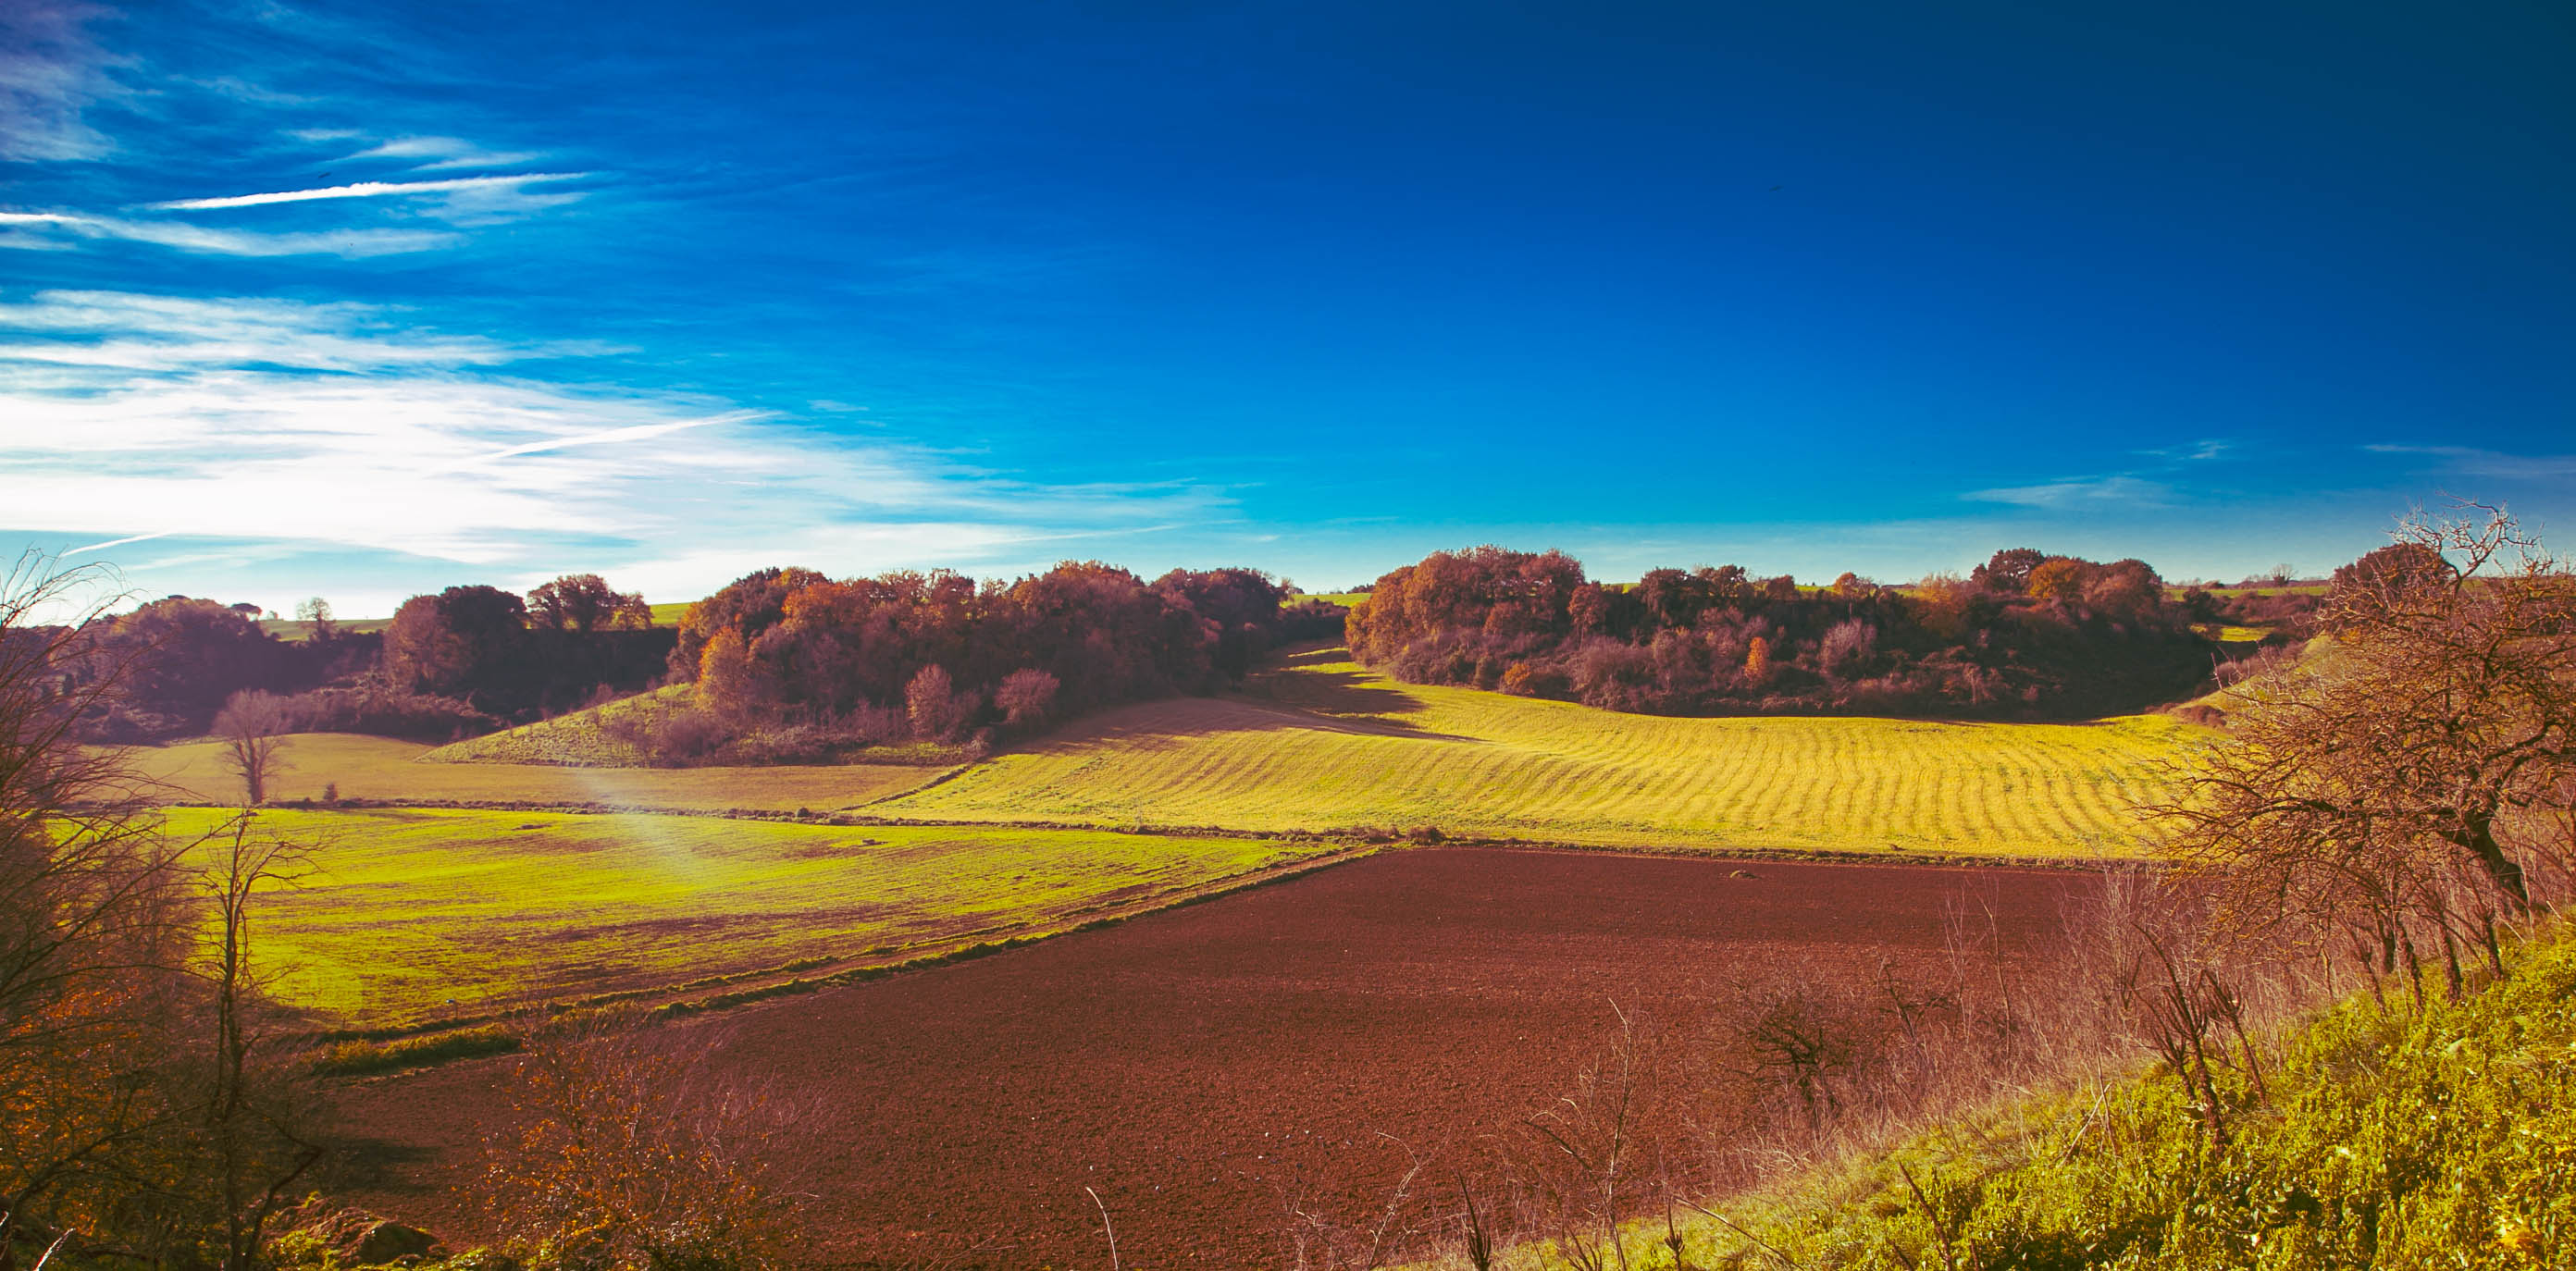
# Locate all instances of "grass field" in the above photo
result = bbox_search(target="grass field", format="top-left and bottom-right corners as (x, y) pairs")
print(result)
(132, 732), (941, 812)
(160, 806), (1333, 1030)
(873, 648), (2201, 857)
(258, 616), (394, 641)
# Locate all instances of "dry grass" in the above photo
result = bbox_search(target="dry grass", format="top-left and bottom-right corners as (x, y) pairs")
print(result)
(159, 806), (1336, 1030)
(876, 648), (2196, 857)
(130, 732), (943, 812)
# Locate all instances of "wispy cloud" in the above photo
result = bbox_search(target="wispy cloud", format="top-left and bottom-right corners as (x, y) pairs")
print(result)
(0, 210), (457, 256)
(2136, 438), (2232, 463)
(1965, 475), (2175, 510)
(2363, 444), (2576, 479)
(0, 1), (117, 162)
(149, 172), (589, 211)
(343, 135), (546, 170)
(0, 290), (1227, 595)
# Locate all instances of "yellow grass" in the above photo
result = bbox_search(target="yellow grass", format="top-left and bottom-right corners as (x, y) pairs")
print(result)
(2195, 623), (2273, 644)
(131, 733), (941, 812)
(161, 806), (1332, 1030)
(875, 648), (2200, 857)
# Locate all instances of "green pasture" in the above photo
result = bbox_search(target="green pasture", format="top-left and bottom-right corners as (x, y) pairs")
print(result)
(162, 807), (1330, 1030)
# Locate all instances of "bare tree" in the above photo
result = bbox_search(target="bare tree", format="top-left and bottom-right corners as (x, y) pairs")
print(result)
(291, 597), (336, 641)
(195, 816), (320, 1271)
(212, 690), (293, 807)
(0, 552), (188, 1258)
(2155, 504), (2576, 975)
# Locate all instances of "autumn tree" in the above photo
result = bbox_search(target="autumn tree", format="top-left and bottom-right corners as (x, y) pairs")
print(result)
(905, 664), (969, 742)
(212, 689), (293, 806)
(385, 585), (529, 697)
(528, 574), (652, 634)
(668, 567), (828, 683)
(86, 596), (286, 734)
(995, 668), (1059, 730)
(2157, 506), (2576, 987)
(1973, 548), (2048, 594)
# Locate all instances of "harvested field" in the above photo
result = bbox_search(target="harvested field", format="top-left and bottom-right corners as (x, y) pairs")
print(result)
(876, 648), (2196, 857)
(132, 733), (942, 811)
(327, 848), (2095, 1267)
(158, 807), (1330, 1029)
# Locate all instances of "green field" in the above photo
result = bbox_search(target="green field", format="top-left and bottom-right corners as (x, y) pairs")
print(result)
(161, 806), (1333, 1030)
(873, 648), (2200, 857)
(134, 732), (941, 812)
(258, 616), (394, 641)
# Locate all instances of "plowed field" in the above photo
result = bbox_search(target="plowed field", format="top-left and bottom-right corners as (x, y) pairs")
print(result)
(328, 848), (2093, 1266)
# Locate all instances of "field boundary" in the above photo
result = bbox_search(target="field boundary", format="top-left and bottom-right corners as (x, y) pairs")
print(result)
(174, 796), (2138, 872)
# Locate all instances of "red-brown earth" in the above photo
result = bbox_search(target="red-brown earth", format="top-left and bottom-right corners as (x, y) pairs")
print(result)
(327, 847), (2096, 1267)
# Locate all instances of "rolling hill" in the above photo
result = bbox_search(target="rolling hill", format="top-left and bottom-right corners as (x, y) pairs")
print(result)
(871, 648), (2200, 857)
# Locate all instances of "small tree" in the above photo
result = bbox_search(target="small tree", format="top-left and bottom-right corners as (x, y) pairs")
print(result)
(195, 817), (319, 1271)
(906, 665), (967, 742)
(994, 668), (1059, 730)
(212, 690), (292, 806)
(292, 597), (337, 641)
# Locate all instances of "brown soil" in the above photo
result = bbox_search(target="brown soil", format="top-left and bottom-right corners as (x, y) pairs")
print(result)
(327, 848), (2093, 1267)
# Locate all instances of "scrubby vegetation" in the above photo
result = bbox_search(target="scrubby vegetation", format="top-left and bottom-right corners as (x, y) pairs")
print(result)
(1420, 912), (2576, 1270)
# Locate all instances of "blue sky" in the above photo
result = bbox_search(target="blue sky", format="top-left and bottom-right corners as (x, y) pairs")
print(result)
(4, 0), (2570, 616)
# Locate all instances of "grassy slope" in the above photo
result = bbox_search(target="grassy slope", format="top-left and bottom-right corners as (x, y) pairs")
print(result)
(133, 732), (940, 812)
(877, 648), (2198, 857)
(163, 806), (1332, 1030)
(1646, 934), (2576, 1270)
(422, 684), (688, 765)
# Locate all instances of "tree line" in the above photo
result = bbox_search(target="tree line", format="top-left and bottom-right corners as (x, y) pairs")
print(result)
(640, 562), (1342, 763)
(1347, 546), (2273, 717)
(50, 574), (676, 744)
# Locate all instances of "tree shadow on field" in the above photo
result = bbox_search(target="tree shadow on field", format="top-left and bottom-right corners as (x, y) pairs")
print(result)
(991, 646), (1477, 754)
(1245, 646), (1458, 729)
